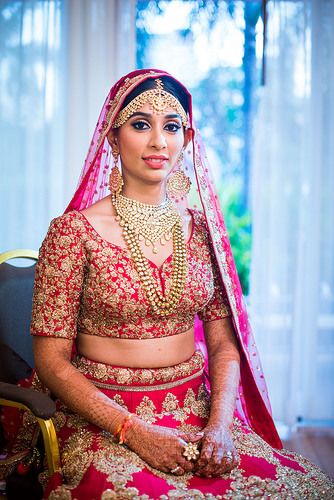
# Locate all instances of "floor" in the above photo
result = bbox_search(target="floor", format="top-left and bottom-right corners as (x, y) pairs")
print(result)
(282, 427), (334, 479)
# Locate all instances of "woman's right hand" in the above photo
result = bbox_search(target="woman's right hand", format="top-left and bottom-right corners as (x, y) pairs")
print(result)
(125, 419), (203, 475)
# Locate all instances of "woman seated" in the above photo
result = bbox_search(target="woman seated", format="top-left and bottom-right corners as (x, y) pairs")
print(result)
(10, 70), (334, 498)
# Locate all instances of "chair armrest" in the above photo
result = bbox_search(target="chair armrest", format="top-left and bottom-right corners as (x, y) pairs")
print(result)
(0, 382), (56, 419)
(0, 382), (61, 474)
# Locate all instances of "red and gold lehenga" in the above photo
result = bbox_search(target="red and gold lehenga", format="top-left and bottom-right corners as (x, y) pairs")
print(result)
(1, 69), (333, 499)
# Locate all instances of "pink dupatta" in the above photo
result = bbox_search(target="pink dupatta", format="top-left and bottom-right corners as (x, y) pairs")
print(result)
(66, 69), (282, 449)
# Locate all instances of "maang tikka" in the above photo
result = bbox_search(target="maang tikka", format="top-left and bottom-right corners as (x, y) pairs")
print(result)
(112, 78), (189, 129)
(167, 149), (191, 201)
(109, 148), (124, 199)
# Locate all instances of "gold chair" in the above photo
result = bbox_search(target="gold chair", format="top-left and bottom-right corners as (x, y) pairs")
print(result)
(0, 249), (61, 478)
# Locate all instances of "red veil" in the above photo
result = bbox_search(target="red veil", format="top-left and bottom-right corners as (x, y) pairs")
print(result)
(66, 69), (282, 449)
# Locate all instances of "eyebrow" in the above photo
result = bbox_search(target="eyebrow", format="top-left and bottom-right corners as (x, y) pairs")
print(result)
(129, 111), (182, 120)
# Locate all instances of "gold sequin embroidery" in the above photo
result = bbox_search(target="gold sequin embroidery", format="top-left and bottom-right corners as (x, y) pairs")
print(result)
(73, 351), (204, 385)
(31, 210), (231, 342)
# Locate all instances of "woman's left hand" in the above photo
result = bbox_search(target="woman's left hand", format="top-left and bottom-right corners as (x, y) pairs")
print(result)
(193, 424), (239, 478)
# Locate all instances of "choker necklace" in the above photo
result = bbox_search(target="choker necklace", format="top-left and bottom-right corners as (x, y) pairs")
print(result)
(112, 192), (187, 317)
(114, 193), (180, 254)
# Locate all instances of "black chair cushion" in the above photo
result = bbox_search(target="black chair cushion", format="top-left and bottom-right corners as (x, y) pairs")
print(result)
(0, 261), (36, 370)
(0, 343), (32, 384)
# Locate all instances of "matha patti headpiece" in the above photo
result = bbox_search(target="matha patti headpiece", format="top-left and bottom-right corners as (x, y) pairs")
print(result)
(112, 79), (189, 128)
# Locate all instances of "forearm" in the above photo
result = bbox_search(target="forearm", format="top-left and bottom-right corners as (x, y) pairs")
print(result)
(33, 337), (130, 435)
(33, 338), (197, 475)
(208, 350), (240, 428)
(204, 318), (240, 428)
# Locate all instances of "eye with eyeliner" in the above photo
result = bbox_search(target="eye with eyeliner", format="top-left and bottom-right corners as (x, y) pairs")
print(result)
(130, 119), (182, 133)
(165, 122), (182, 132)
(131, 120), (150, 130)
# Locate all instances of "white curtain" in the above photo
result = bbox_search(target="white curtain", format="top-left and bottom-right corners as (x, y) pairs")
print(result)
(0, 0), (136, 252)
(250, 0), (334, 428)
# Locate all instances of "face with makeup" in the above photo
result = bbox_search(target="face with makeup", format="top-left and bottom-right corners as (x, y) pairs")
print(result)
(109, 101), (192, 189)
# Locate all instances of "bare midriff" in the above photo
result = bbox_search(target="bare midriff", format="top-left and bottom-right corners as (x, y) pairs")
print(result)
(76, 327), (196, 368)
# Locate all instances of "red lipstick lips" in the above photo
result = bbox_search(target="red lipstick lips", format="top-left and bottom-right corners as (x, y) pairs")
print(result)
(142, 155), (169, 169)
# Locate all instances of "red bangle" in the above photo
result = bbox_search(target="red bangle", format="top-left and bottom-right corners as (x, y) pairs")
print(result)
(114, 414), (133, 444)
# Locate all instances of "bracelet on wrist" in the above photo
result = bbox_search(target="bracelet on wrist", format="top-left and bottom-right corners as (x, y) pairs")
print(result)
(114, 414), (134, 444)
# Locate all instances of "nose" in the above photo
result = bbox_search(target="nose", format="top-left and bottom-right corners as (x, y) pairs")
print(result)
(150, 128), (167, 150)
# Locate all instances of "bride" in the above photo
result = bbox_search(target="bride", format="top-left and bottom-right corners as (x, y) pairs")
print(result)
(4, 68), (333, 499)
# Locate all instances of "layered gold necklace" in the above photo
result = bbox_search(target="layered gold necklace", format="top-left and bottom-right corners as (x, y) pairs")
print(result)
(112, 193), (187, 316)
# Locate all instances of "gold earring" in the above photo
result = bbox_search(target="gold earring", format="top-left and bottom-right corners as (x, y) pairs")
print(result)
(167, 150), (191, 201)
(109, 148), (123, 198)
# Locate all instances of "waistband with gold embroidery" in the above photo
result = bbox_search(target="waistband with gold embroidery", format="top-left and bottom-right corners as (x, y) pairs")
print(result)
(72, 350), (205, 391)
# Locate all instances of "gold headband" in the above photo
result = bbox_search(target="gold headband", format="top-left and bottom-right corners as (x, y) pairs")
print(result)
(112, 79), (189, 128)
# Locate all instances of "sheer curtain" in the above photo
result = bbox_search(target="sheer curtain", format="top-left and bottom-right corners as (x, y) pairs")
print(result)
(0, 0), (136, 252)
(250, 0), (334, 429)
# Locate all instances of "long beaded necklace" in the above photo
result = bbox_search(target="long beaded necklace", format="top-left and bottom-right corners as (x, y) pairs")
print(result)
(112, 193), (187, 317)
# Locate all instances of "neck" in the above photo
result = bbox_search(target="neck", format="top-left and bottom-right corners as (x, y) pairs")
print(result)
(122, 183), (167, 206)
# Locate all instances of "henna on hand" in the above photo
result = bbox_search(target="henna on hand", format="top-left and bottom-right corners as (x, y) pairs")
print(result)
(194, 424), (239, 477)
(193, 317), (240, 477)
(125, 421), (203, 475)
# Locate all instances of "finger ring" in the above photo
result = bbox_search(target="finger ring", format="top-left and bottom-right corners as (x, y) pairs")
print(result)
(182, 442), (200, 461)
(171, 466), (182, 474)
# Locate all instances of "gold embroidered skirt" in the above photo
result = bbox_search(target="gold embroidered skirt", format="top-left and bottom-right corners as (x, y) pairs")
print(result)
(2, 351), (333, 499)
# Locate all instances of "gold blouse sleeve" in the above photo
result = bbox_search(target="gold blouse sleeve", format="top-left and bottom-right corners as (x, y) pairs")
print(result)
(30, 213), (86, 339)
(193, 210), (231, 324)
(198, 252), (231, 322)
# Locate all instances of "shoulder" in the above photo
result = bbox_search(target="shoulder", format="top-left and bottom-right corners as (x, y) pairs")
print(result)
(47, 211), (86, 235)
(188, 209), (213, 252)
(189, 208), (208, 234)
(41, 211), (87, 254)
(81, 195), (115, 218)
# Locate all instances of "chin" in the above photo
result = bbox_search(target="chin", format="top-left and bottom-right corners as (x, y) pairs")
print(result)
(143, 171), (168, 186)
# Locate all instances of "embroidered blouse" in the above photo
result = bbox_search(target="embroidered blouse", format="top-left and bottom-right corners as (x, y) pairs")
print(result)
(30, 210), (231, 340)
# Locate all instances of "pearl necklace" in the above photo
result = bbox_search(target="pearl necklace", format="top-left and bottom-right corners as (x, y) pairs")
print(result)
(112, 193), (187, 316)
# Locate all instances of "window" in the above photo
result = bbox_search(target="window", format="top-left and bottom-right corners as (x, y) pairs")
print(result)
(136, 0), (264, 294)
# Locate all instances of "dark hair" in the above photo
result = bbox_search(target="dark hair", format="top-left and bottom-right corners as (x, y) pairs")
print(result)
(120, 76), (190, 117)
